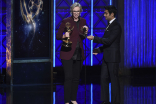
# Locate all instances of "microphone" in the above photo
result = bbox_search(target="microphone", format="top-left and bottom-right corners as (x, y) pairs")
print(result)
(83, 27), (87, 34)
(79, 27), (88, 38)
(83, 27), (87, 38)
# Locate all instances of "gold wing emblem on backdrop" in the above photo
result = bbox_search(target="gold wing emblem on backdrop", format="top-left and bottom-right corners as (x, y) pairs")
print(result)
(20, 0), (43, 23)
(20, 0), (28, 23)
(30, 0), (44, 20)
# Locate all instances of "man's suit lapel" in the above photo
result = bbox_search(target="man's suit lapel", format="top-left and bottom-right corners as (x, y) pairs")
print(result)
(107, 19), (116, 30)
(103, 20), (116, 37)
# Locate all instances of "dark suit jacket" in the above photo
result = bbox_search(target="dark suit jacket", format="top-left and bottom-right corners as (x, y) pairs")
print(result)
(56, 16), (86, 60)
(93, 19), (122, 62)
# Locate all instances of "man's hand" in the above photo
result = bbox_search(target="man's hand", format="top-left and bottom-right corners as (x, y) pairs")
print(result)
(93, 53), (98, 55)
(93, 48), (99, 55)
(87, 35), (94, 40)
(83, 25), (89, 34)
(62, 32), (70, 38)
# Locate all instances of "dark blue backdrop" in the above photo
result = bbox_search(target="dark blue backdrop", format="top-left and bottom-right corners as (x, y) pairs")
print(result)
(0, 0), (6, 74)
(1, 0), (156, 73)
(124, 0), (156, 68)
(53, 0), (111, 67)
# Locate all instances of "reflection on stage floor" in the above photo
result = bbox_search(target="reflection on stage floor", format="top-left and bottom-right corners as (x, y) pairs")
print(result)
(0, 76), (156, 104)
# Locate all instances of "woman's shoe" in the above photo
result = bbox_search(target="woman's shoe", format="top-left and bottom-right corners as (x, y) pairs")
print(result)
(70, 102), (74, 104)
(70, 101), (78, 104)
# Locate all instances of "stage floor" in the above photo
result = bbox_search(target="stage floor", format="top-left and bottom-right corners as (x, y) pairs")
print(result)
(0, 76), (156, 104)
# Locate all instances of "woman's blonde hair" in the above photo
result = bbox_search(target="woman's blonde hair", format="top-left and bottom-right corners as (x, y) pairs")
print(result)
(70, 2), (83, 15)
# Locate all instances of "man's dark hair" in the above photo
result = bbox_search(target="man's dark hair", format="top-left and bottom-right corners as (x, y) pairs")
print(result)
(104, 5), (117, 17)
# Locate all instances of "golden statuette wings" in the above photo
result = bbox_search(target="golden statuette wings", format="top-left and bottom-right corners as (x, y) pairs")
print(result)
(20, 0), (43, 23)
(20, 0), (28, 23)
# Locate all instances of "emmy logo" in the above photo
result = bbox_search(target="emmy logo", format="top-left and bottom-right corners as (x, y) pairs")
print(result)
(20, 0), (43, 33)
(20, 0), (43, 51)
(62, 22), (74, 47)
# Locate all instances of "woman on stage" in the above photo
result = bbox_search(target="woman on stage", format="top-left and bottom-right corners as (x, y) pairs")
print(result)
(56, 2), (88, 104)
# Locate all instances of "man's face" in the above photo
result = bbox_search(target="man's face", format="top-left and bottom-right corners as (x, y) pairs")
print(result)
(72, 7), (80, 19)
(104, 10), (113, 21)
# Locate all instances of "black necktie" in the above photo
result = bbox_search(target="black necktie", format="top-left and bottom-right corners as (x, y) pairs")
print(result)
(106, 23), (110, 31)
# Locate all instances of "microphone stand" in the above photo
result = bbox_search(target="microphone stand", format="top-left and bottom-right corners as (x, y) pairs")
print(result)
(83, 29), (87, 104)
(81, 28), (87, 104)
(85, 34), (86, 104)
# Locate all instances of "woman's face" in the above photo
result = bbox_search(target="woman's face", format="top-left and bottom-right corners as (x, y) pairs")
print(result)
(72, 6), (80, 19)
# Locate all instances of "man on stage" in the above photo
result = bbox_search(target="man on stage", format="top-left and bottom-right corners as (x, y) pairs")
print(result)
(87, 5), (122, 104)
